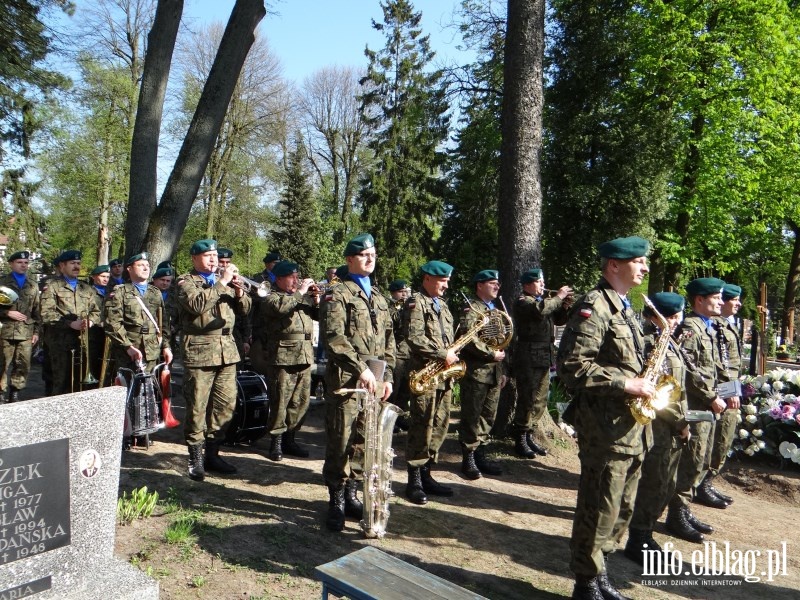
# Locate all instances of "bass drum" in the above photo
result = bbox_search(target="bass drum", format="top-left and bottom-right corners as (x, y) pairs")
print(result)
(224, 370), (270, 445)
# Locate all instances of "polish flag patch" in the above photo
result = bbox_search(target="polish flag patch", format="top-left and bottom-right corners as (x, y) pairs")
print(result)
(579, 307), (592, 318)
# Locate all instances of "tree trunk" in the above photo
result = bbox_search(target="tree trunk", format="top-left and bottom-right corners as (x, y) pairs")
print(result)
(781, 220), (800, 343)
(492, 0), (545, 438)
(125, 0), (183, 256)
(141, 0), (266, 266)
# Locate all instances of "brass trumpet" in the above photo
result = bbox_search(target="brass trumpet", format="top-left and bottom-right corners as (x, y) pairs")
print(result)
(218, 265), (269, 297)
(72, 313), (98, 392)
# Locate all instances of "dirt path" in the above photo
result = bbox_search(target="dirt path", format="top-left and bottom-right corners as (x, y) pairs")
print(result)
(114, 389), (800, 600)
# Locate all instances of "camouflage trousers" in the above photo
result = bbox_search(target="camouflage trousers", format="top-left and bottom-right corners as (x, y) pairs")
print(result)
(709, 408), (740, 476)
(265, 363), (311, 435)
(406, 386), (452, 467)
(0, 338), (33, 392)
(183, 363), (237, 446)
(513, 366), (550, 434)
(458, 377), (500, 451)
(322, 391), (365, 488)
(630, 420), (683, 532)
(674, 419), (714, 506)
(570, 443), (644, 577)
(46, 335), (82, 396)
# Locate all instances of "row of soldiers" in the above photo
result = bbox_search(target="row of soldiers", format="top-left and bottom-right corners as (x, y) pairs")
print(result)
(556, 236), (744, 600)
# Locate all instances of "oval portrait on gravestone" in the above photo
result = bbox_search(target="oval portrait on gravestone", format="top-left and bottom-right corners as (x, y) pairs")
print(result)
(79, 449), (102, 478)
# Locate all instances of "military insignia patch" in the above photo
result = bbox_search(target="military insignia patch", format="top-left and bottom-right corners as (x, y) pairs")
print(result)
(408, 300), (416, 309)
(579, 307), (592, 318)
(324, 292), (333, 302)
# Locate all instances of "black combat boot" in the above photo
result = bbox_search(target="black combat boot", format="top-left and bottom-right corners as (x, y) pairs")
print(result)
(282, 430), (309, 458)
(597, 571), (631, 600)
(694, 477), (729, 509)
(703, 474), (733, 504)
(461, 448), (481, 480)
(571, 576), (604, 600)
(187, 443), (205, 481)
(344, 479), (363, 519)
(405, 466), (428, 505)
(326, 485), (346, 531)
(474, 446), (502, 476)
(269, 434), (283, 461)
(686, 510), (714, 534)
(420, 461), (453, 496)
(526, 432), (548, 456)
(666, 503), (704, 543)
(204, 440), (237, 474)
(8, 387), (20, 403)
(623, 528), (650, 565)
(515, 432), (537, 458)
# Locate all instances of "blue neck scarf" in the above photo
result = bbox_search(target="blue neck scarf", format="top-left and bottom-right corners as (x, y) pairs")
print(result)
(161, 290), (168, 301)
(198, 271), (216, 286)
(482, 299), (495, 310)
(63, 276), (78, 291)
(699, 315), (715, 332)
(113, 276), (124, 284)
(11, 272), (26, 288)
(349, 273), (371, 298)
(93, 285), (106, 296)
(432, 297), (440, 312)
(133, 282), (148, 296)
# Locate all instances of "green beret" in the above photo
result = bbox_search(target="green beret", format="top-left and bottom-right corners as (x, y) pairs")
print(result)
(649, 292), (685, 317)
(388, 280), (409, 292)
(686, 277), (725, 297)
(598, 236), (650, 259)
(125, 252), (149, 266)
(520, 269), (544, 284)
(109, 258), (123, 267)
(272, 260), (299, 278)
(722, 283), (742, 301)
(343, 233), (375, 257)
(190, 239), (217, 255)
(334, 265), (348, 280)
(56, 250), (81, 263)
(263, 251), (282, 263)
(152, 267), (174, 279)
(420, 260), (453, 277)
(156, 260), (173, 271)
(472, 269), (499, 283)
(91, 265), (110, 276)
(8, 251), (30, 262)
(217, 247), (233, 259)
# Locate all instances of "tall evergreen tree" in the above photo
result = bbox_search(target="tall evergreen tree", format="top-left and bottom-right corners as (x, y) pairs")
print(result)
(272, 137), (320, 277)
(358, 0), (450, 284)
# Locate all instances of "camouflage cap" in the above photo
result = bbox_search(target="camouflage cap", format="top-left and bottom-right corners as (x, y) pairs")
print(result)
(273, 261), (299, 278)
(520, 268), (544, 284)
(388, 279), (409, 292)
(686, 277), (725, 297)
(472, 269), (499, 283)
(125, 252), (149, 266)
(156, 260), (173, 271)
(343, 233), (375, 257)
(650, 292), (685, 317)
(152, 267), (174, 279)
(217, 247), (233, 259)
(420, 261), (453, 277)
(56, 250), (81, 263)
(598, 236), (650, 259)
(190, 239), (217, 255)
(91, 264), (110, 276)
(722, 283), (742, 301)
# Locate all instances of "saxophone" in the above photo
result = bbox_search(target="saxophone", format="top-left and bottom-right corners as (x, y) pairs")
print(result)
(627, 294), (682, 426)
(335, 359), (401, 539)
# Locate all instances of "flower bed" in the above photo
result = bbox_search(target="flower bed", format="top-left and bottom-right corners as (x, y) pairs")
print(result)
(736, 368), (800, 464)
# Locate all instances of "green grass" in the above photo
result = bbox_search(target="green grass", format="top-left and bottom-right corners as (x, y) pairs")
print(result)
(117, 486), (159, 524)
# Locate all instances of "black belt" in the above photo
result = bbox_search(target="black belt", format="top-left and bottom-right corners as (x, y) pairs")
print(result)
(276, 333), (311, 341)
(185, 328), (232, 336)
(125, 325), (150, 334)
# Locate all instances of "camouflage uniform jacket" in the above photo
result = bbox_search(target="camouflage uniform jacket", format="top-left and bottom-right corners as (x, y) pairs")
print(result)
(513, 291), (568, 370)
(389, 299), (410, 361)
(715, 316), (742, 381)
(90, 286), (106, 323)
(260, 289), (319, 366)
(323, 280), (395, 388)
(176, 271), (252, 368)
(404, 292), (455, 389)
(104, 283), (170, 362)
(39, 277), (102, 349)
(676, 313), (724, 410)
(459, 298), (505, 385)
(0, 273), (40, 341)
(556, 278), (649, 455)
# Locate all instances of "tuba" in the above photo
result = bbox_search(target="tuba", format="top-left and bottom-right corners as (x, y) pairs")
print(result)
(627, 294), (681, 426)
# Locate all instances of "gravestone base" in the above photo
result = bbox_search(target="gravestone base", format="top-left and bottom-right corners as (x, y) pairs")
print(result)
(0, 387), (159, 599)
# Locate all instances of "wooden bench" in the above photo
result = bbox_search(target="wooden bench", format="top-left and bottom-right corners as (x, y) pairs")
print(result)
(314, 546), (488, 600)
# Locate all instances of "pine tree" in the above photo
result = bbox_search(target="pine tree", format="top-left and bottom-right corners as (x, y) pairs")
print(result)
(358, 0), (450, 284)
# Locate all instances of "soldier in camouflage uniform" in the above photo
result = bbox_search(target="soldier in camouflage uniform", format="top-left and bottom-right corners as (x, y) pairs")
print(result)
(459, 270), (507, 480)
(667, 277), (729, 544)
(40, 250), (102, 396)
(322, 234), (394, 532)
(387, 279), (411, 428)
(105, 258), (125, 294)
(0, 251), (40, 402)
(704, 283), (743, 505)
(104, 253), (172, 374)
(258, 260), (319, 461)
(177, 239), (252, 481)
(624, 292), (692, 564)
(404, 260), (457, 506)
(218, 248), (252, 366)
(556, 236), (654, 600)
(152, 262), (179, 361)
(511, 268), (571, 458)
(88, 264), (110, 385)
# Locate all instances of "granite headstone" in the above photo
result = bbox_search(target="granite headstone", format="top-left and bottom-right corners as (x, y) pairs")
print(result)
(0, 387), (158, 599)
